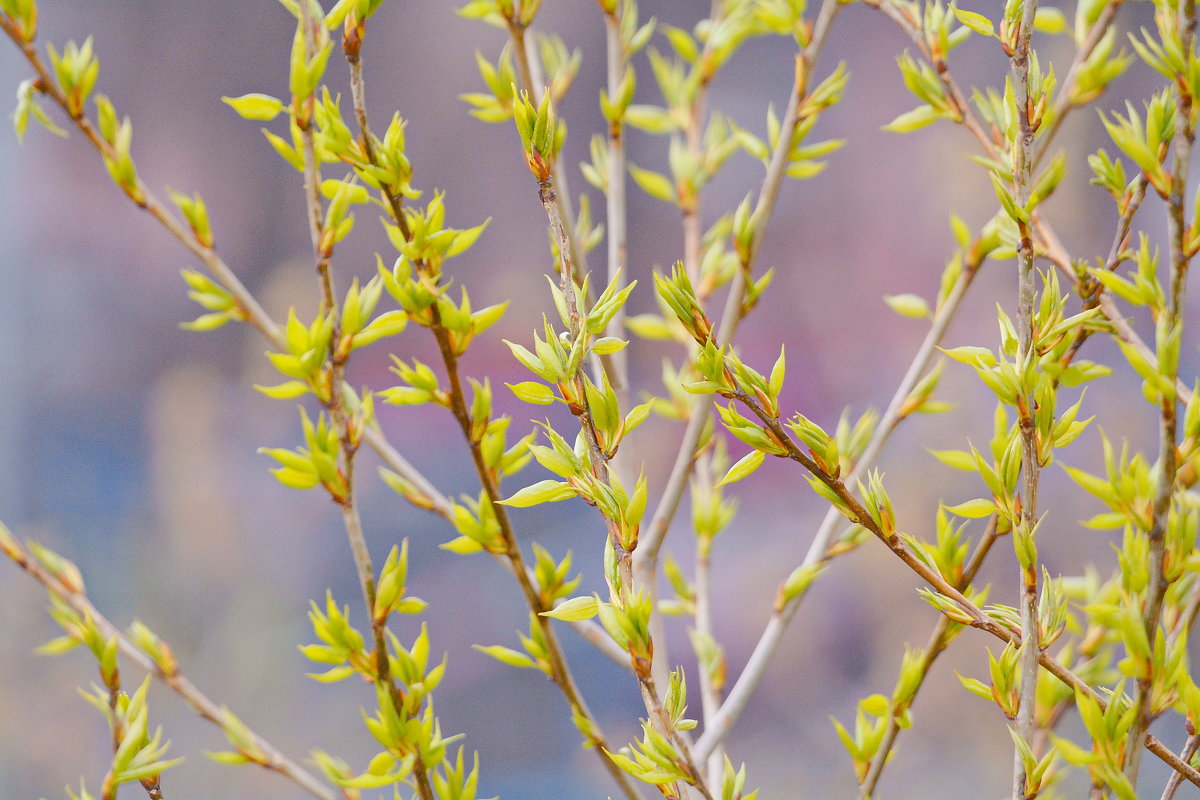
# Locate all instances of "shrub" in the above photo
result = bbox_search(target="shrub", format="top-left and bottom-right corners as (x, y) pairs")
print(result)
(3, 0), (1200, 798)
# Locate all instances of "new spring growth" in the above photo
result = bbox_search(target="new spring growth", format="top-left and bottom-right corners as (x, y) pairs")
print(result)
(1128, 16), (1200, 104)
(512, 86), (565, 182)
(317, 176), (363, 256)
(168, 190), (214, 248)
(12, 77), (65, 142)
(1070, 28), (1132, 106)
(0, 0), (37, 43)
(444, 491), (506, 554)
(258, 408), (348, 501)
(382, 191), (490, 276)
(605, 718), (694, 788)
(324, 0), (387, 32)
(46, 37), (97, 118)
(830, 693), (892, 783)
(335, 275), (407, 358)
(37, 594), (101, 658)
(179, 268), (245, 332)
(655, 262), (713, 344)
(289, 13), (333, 122)
(384, 357), (446, 407)
(258, 308), (335, 402)
(1100, 91), (1176, 198)
(90, 677), (184, 797)
(301, 591), (372, 683)
(128, 620), (179, 678)
(209, 707), (270, 765)
(884, 52), (962, 133)
(26, 540), (84, 594)
(92, 94), (143, 205)
(373, 541), (427, 626)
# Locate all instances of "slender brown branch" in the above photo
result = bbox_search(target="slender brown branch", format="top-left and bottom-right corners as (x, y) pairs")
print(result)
(294, 5), (436, 795)
(536, 174), (708, 800)
(636, 0), (844, 585)
(2, 534), (339, 800)
(680, 332), (1200, 787)
(1008, 2), (1042, 797)
(869, 0), (1002, 163)
(859, 519), (1001, 797)
(1161, 735), (1200, 800)
(1126, 2), (1196, 785)
(1032, 0), (1124, 165)
(508, 22), (590, 291)
(335, 28), (638, 792)
(1035, 217), (1196, 405)
(696, 246), (981, 759)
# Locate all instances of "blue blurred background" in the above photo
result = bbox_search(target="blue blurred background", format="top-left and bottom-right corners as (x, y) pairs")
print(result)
(0, 1), (1195, 798)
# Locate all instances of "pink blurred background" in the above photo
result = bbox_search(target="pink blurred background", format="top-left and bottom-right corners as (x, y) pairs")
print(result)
(0, 1), (1193, 798)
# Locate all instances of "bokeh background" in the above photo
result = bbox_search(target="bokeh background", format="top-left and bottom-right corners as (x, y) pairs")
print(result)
(1, 1), (1196, 798)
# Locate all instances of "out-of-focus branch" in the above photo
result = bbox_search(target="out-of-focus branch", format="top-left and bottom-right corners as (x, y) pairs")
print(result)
(1, 531), (340, 800)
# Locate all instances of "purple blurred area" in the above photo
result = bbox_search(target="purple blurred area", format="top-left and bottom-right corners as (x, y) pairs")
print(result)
(1, 1), (1195, 798)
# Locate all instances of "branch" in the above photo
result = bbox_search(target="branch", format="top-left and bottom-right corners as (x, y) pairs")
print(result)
(1033, 216), (1195, 406)
(860, 519), (1002, 797)
(672, 321), (1200, 787)
(334, 16), (640, 797)
(635, 0), (845, 582)
(1, 532), (339, 800)
(1007, 2), (1043, 797)
(1160, 736), (1200, 800)
(295, 4), (435, 796)
(603, 5), (630, 391)
(537, 174), (704, 799)
(1032, 0), (1124, 165)
(1125, 2), (1196, 785)
(695, 243), (981, 758)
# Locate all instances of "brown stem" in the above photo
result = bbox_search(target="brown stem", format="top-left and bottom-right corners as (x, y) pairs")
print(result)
(1032, 0), (1124, 166)
(1161, 735), (1200, 800)
(696, 245), (982, 760)
(295, 5), (434, 794)
(1008, 2), (1042, 797)
(859, 519), (1001, 797)
(3, 538), (340, 800)
(684, 340), (1200, 787)
(1126, 2), (1196, 785)
(536, 172), (707, 798)
(635, 0), (845, 608)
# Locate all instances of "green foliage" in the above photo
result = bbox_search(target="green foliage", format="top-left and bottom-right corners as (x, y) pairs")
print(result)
(7, 0), (1200, 799)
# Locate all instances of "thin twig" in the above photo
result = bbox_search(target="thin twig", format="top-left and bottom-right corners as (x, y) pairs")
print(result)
(859, 518), (1001, 797)
(2, 536), (339, 800)
(334, 15), (640, 796)
(1160, 735), (1200, 800)
(295, 4), (437, 795)
(1008, 2), (1043, 797)
(1034, 217), (1196, 405)
(634, 0), (844, 597)
(676, 326), (1200, 787)
(538, 172), (709, 800)
(508, 22), (589, 291)
(870, 0), (1002, 162)
(1125, 1), (1196, 785)
(1032, 0), (1124, 165)
(696, 247), (981, 758)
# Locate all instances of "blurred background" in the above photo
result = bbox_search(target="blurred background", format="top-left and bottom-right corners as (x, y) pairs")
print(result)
(0, 1), (1195, 798)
